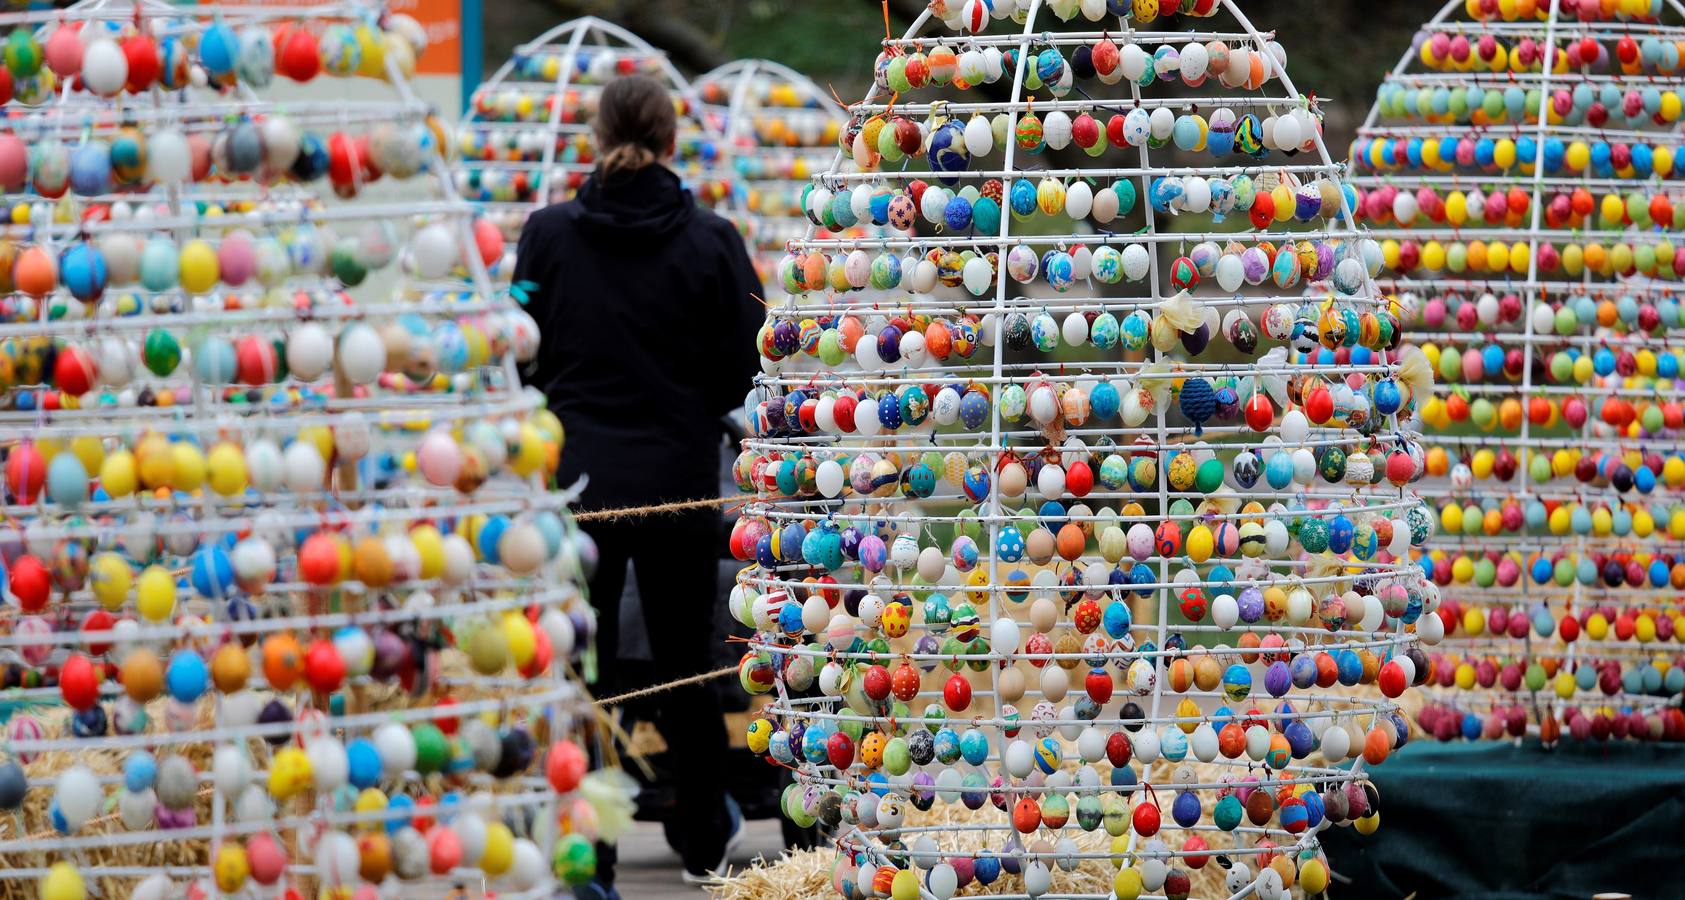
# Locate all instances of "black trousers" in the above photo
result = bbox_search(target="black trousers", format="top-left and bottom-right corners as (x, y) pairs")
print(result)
(584, 508), (731, 881)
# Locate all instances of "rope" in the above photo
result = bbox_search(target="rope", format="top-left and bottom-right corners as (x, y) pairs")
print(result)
(593, 665), (737, 707)
(573, 496), (738, 522)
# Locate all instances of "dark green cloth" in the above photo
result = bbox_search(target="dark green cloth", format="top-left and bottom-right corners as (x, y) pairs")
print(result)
(1320, 740), (1685, 899)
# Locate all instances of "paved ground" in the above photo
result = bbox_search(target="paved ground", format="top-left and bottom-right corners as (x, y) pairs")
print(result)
(615, 817), (788, 899)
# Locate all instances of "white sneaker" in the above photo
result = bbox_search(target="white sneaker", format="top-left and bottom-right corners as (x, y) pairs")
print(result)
(679, 796), (744, 886)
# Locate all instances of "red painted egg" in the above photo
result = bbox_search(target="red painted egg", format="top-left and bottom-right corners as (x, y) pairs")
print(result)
(122, 34), (161, 92)
(61, 653), (99, 709)
(546, 740), (587, 793)
(943, 672), (972, 711)
(278, 25), (322, 82)
(304, 638), (346, 693)
(5, 442), (47, 503)
(299, 533), (342, 585)
(1132, 800), (1160, 836)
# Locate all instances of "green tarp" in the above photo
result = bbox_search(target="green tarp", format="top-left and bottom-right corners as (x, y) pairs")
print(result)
(1320, 740), (1685, 899)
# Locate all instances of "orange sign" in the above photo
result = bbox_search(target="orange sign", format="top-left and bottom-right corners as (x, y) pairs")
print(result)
(388, 0), (461, 76)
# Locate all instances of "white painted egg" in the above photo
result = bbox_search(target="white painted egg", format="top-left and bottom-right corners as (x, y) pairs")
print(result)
(232, 535), (278, 593)
(95, 336), (136, 387)
(539, 608), (575, 657)
(1212, 593), (1239, 629)
(306, 737), (348, 791)
(410, 224), (458, 280)
(374, 722), (417, 775)
(213, 744), (252, 798)
(333, 412), (372, 462)
(963, 114), (993, 156)
(1042, 110), (1072, 150)
(1320, 722), (1351, 759)
(1149, 107), (1175, 140)
(1064, 180), (1093, 220)
(441, 533), (476, 584)
(910, 258), (938, 292)
(898, 330), (927, 367)
(1132, 726), (1160, 763)
(286, 323), (333, 381)
(1028, 385), (1059, 423)
(235, 784), (274, 823)
(927, 862), (958, 899)
(961, 255), (992, 296)
(314, 830), (359, 887)
(815, 459), (844, 497)
(1190, 723), (1219, 761)
(920, 186), (949, 224)
(146, 128), (190, 183)
(282, 440), (326, 493)
(260, 116), (299, 172)
(336, 323), (386, 385)
(245, 439), (284, 492)
(1036, 462), (1065, 498)
(1121, 243), (1150, 281)
(55, 765), (101, 830)
(98, 233), (142, 284)
(1418, 611), (1445, 644)
(502, 839), (545, 891)
(1061, 311), (1088, 346)
(1120, 43), (1148, 81)
(81, 38), (128, 97)
(499, 523), (546, 575)
(132, 874), (172, 900)
(119, 787), (156, 830)
(1023, 860), (1051, 897)
(454, 813), (488, 866)
(1077, 726), (1104, 762)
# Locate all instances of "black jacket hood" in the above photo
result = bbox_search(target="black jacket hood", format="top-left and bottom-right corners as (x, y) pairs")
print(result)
(571, 164), (696, 239)
(512, 160), (763, 510)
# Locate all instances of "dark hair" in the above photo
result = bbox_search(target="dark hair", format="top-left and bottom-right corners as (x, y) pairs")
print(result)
(593, 75), (677, 174)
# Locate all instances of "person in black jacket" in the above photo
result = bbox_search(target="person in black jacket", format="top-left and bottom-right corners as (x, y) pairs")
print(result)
(513, 75), (762, 891)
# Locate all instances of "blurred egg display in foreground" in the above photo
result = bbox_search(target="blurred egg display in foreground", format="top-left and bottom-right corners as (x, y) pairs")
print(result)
(0, 2), (623, 897)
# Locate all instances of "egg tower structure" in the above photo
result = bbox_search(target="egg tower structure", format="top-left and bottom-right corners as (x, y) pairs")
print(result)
(695, 59), (855, 288)
(453, 16), (727, 267)
(1350, 0), (1685, 746)
(0, 1), (613, 898)
(728, 1), (1440, 898)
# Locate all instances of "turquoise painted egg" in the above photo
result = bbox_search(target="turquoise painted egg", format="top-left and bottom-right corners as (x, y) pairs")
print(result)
(139, 238), (181, 291)
(194, 337), (238, 383)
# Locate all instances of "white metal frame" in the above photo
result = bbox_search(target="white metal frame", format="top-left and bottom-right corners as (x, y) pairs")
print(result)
(739, 3), (1424, 898)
